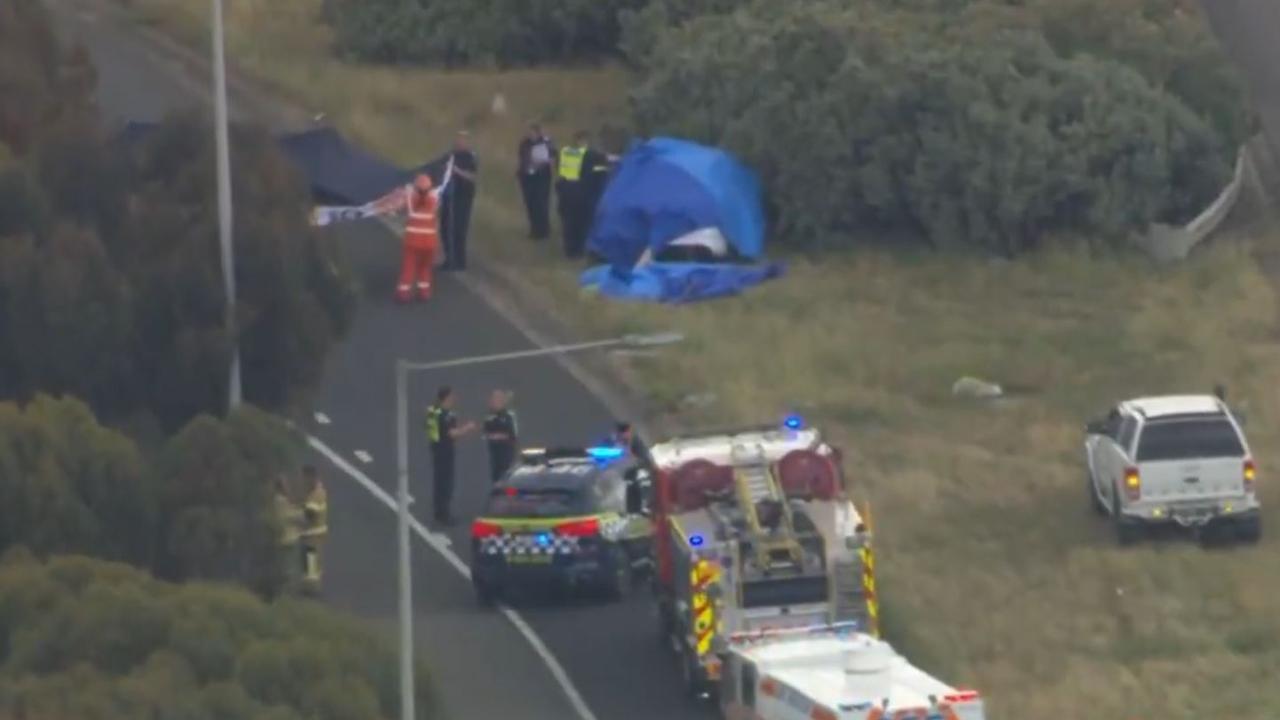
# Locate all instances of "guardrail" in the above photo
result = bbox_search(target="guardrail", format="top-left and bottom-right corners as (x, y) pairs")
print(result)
(1135, 144), (1249, 262)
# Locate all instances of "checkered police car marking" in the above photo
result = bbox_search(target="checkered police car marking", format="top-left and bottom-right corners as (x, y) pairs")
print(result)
(480, 532), (581, 556)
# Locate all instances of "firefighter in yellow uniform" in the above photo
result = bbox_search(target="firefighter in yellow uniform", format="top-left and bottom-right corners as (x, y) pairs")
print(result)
(298, 465), (329, 594)
(275, 475), (305, 588)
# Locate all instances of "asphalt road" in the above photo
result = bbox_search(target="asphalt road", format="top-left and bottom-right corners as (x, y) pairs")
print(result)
(46, 1), (709, 718)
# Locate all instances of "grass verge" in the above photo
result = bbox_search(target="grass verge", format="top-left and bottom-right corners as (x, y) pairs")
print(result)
(115, 0), (1280, 716)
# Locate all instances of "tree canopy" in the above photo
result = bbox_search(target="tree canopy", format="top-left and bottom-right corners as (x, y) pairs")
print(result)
(0, 552), (431, 720)
(0, 0), (357, 432)
(628, 0), (1233, 253)
(0, 395), (303, 597)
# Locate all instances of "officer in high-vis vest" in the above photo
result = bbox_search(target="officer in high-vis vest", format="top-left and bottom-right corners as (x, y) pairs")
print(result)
(425, 386), (477, 525)
(397, 174), (439, 303)
(298, 465), (328, 593)
(556, 131), (610, 259)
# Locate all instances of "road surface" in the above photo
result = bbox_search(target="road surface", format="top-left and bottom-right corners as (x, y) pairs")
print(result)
(46, 1), (709, 719)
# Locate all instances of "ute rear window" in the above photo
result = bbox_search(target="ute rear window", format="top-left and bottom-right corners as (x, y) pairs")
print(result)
(486, 487), (588, 518)
(1136, 417), (1244, 461)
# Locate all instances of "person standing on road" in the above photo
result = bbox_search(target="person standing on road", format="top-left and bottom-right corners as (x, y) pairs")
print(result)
(611, 421), (653, 466)
(483, 389), (519, 483)
(426, 386), (477, 525)
(441, 130), (478, 272)
(517, 123), (555, 240)
(396, 173), (439, 303)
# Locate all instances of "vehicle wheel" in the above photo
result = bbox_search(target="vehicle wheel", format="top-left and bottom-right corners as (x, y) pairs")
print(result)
(1237, 516), (1262, 544)
(601, 546), (633, 601)
(1088, 470), (1106, 515)
(680, 647), (706, 700)
(473, 578), (498, 608)
(1114, 513), (1142, 546)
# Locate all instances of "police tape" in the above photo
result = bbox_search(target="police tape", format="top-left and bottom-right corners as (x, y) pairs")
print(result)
(309, 157), (455, 227)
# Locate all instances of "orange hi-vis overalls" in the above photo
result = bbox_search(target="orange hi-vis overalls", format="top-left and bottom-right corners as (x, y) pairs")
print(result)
(398, 183), (439, 302)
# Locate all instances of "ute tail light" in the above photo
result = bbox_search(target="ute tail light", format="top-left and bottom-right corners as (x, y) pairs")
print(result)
(1244, 459), (1257, 493)
(1123, 467), (1141, 501)
(942, 689), (981, 703)
(555, 518), (600, 537)
(471, 520), (502, 539)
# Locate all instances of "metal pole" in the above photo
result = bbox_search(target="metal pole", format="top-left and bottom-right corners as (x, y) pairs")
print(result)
(212, 0), (241, 410)
(402, 338), (627, 373)
(395, 360), (415, 720)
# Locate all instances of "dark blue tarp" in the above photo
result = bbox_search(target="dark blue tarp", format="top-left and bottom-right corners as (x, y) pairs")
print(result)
(580, 262), (785, 304)
(117, 122), (449, 206)
(586, 137), (766, 272)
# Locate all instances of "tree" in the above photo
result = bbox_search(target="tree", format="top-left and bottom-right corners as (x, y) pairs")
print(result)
(0, 552), (431, 720)
(630, 0), (1230, 253)
(0, 396), (154, 566)
(155, 405), (303, 595)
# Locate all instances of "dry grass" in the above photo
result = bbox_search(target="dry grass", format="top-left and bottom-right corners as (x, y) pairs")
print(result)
(121, 1), (1280, 716)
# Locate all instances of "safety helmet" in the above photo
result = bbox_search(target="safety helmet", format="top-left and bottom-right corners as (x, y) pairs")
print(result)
(414, 174), (433, 191)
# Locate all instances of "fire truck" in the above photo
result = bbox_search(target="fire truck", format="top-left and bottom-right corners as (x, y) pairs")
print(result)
(719, 623), (987, 720)
(648, 418), (879, 699)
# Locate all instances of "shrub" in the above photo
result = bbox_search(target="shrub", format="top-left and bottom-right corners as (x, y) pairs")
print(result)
(331, 0), (647, 66)
(0, 552), (431, 719)
(630, 1), (1230, 253)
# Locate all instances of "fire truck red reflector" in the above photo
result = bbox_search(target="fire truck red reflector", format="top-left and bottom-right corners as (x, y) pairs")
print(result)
(943, 689), (980, 702)
(555, 518), (600, 537)
(471, 520), (502, 539)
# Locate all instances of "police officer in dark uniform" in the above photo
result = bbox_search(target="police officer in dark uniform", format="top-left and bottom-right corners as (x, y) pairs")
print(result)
(556, 131), (613, 259)
(612, 421), (653, 466)
(482, 389), (519, 483)
(441, 131), (478, 271)
(425, 386), (477, 525)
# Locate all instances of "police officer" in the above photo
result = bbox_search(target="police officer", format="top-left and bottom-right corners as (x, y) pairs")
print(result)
(298, 465), (328, 593)
(441, 130), (478, 271)
(426, 386), (477, 525)
(483, 389), (518, 483)
(611, 421), (653, 466)
(517, 123), (555, 240)
(556, 131), (612, 259)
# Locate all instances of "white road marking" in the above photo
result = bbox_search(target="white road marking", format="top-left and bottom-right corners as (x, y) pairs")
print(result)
(306, 435), (598, 720)
(315, 412), (332, 425)
(354, 450), (373, 464)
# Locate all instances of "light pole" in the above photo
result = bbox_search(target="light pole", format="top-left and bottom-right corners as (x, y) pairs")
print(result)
(393, 332), (683, 720)
(212, 0), (241, 410)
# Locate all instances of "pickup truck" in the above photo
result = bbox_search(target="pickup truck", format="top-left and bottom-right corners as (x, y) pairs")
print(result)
(1084, 394), (1260, 545)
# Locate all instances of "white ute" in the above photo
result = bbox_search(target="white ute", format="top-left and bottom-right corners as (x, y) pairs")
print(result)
(1084, 394), (1261, 544)
(719, 623), (985, 720)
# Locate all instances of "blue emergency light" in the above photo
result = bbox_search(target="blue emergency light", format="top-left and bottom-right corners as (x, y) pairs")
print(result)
(690, 534), (705, 547)
(536, 533), (552, 547)
(586, 446), (625, 461)
(783, 414), (804, 430)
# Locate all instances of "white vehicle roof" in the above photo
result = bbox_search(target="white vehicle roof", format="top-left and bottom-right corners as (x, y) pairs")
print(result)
(1121, 394), (1227, 419)
(735, 632), (972, 716)
(650, 426), (827, 471)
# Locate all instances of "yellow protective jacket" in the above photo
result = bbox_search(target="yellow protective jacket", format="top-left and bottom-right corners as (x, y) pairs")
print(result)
(300, 482), (329, 540)
(275, 492), (304, 545)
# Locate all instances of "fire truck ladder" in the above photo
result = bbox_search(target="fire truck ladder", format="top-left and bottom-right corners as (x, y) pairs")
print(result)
(731, 444), (806, 572)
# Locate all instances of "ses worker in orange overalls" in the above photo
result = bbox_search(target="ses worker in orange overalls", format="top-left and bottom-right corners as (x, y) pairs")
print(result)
(397, 174), (440, 303)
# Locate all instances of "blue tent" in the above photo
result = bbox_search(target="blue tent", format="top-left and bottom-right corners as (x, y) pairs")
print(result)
(581, 137), (782, 303)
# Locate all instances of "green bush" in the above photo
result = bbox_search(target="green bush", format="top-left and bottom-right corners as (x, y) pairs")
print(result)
(630, 1), (1230, 253)
(0, 395), (304, 596)
(332, 0), (646, 66)
(0, 552), (431, 719)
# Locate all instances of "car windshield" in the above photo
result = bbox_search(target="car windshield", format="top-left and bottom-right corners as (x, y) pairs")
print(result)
(485, 486), (589, 518)
(1136, 417), (1244, 461)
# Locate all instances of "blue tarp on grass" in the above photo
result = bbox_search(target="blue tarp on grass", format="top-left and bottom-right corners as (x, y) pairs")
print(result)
(580, 262), (786, 304)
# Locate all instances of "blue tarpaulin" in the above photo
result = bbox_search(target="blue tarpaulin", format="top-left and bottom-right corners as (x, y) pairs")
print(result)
(117, 122), (449, 205)
(580, 137), (782, 303)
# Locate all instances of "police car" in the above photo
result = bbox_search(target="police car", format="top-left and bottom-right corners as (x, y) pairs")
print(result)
(470, 446), (653, 605)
